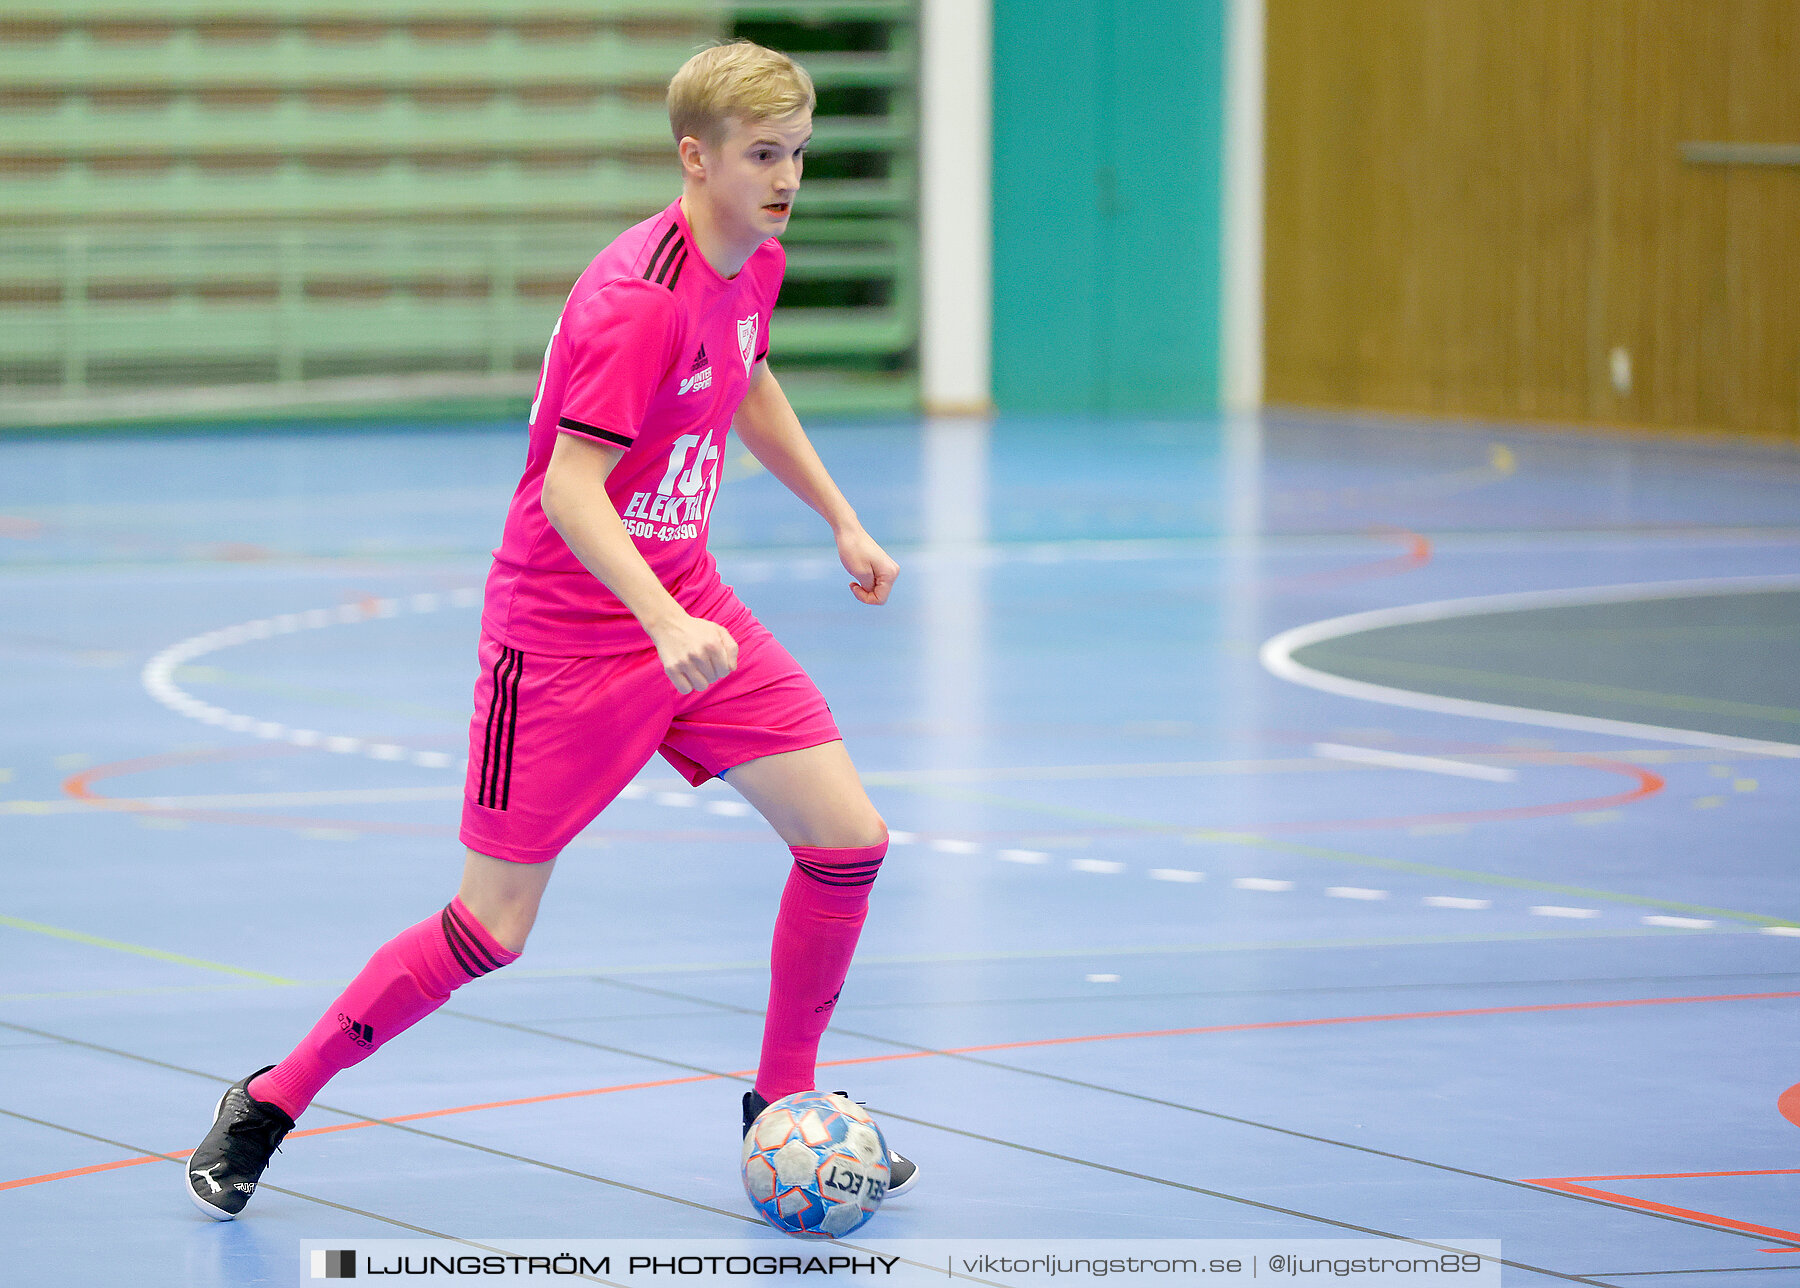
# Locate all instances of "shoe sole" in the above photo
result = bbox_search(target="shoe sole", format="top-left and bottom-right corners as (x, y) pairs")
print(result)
(183, 1087), (239, 1222)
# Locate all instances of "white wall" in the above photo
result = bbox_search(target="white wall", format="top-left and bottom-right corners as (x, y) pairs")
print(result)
(1221, 0), (1265, 412)
(919, 0), (993, 414)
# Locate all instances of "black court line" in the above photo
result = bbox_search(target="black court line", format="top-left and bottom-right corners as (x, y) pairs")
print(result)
(584, 977), (1800, 1254)
(844, 1027), (1800, 1254)
(452, 990), (1613, 1287)
(0, 1018), (757, 1229)
(0, 1019), (1006, 1288)
(868, 1107), (1619, 1287)
(1593, 1269), (1800, 1278)
(0, 1106), (624, 1287)
(642, 969), (1800, 1017)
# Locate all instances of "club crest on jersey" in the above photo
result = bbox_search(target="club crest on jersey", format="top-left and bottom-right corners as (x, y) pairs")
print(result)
(738, 314), (759, 375)
(678, 342), (712, 396)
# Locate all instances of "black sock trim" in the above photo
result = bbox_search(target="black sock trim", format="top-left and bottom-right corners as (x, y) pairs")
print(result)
(792, 855), (884, 887)
(445, 903), (506, 973)
(439, 907), (484, 978)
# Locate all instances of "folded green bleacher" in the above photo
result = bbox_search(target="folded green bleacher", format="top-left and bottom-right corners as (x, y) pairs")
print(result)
(0, 0), (919, 427)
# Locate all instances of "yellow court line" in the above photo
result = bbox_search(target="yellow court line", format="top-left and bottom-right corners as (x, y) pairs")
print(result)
(0, 926), (1725, 1003)
(0, 914), (298, 985)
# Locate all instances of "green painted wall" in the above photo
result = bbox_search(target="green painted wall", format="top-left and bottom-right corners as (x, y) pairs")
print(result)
(992, 0), (1227, 414)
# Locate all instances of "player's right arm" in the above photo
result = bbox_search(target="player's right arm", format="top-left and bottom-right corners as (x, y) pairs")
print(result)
(540, 432), (737, 694)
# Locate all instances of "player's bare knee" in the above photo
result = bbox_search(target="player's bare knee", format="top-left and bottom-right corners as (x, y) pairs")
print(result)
(454, 893), (535, 956)
(478, 908), (533, 956)
(818, 811), (888, 853)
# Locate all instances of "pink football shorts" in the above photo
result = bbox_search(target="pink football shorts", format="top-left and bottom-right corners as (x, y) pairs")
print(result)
(459, 592), (841, 864)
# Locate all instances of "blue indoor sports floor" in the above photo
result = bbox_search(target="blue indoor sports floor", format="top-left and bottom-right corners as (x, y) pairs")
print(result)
(2, 410), (1798, 1284)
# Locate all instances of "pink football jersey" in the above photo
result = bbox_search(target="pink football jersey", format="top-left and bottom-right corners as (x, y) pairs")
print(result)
(483, 198), (781, 654)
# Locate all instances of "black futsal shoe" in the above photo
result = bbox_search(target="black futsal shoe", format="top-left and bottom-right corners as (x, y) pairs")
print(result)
(741, 1089), (920, 1198)
(184, 1066), (294, 1220)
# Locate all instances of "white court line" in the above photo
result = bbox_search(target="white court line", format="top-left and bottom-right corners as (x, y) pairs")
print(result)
(140, 589), (481, 769)
(1424, 896), (1491, 910)
(1532, 905), (1601, 919)
(862, 758), (1348, 784)
(138, 786), (463, 809)
(1234, 877), (1294, 892)
(1312, 742), (1517, 782)
(1261, 575), (1800, 757)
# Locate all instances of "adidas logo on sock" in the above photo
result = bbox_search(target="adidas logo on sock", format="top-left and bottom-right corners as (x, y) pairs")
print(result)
(337, 1013), (375, 1048)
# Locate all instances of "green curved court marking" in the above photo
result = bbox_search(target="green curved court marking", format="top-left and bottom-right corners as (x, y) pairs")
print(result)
(0, 913), (298, 984)
(1309, 652), (1800, 726)
(888, 783), (1800, 930)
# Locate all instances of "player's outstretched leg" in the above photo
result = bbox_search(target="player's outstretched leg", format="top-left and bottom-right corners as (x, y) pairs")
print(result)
(727, 742), (919, 1196)
(185, 851), (544, 1219)
(755, 837), (885, 1100)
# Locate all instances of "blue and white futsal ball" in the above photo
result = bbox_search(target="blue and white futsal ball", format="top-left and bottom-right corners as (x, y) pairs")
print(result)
(741, 1090), (890, 1238)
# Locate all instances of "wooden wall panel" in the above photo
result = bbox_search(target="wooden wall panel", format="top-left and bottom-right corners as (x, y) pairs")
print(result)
(1265, 0), (1800, 438)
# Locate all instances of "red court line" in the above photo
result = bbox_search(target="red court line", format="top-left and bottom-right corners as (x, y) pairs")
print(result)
(1247, 754), (1663, 834)
(930, 988), (1800, 1056)
(914, 754), (1664, 839)
(1267, 526), (1433, 592)
(1780, 1081), (1800, 1129)
(0, 1073), (724, 1192)
(7, 986), (1795, 1194)
(0, 1153), (190, 1190)
(1523, 1175), (1800, 1244)
(63, 749), (1666, 841)
(1541, 1168), (1800, 1182)
(58, 750), (768, 844)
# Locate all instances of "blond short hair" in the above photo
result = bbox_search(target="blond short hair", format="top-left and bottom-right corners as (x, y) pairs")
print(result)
(667, 40), (815, 146)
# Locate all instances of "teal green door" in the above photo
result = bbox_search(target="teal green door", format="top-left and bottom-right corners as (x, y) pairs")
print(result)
(991, 0), (1227, 415)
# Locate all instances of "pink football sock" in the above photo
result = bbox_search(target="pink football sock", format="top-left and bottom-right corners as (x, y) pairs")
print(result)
(249, 896), (518, 1120)
(754, 836), (887, 1103)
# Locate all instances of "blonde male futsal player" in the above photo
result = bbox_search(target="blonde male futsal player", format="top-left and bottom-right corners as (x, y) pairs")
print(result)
(185, 41), (915, 1219)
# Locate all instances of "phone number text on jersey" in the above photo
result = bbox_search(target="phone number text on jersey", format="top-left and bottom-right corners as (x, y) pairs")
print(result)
(625, 519), (699, 542)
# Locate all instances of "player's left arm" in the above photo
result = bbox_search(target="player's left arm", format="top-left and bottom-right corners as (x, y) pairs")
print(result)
(733, 361), (899, 605)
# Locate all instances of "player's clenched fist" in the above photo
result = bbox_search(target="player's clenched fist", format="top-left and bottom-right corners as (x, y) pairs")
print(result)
(837, 527), (899, 605)
(650, 611), (739, 694)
